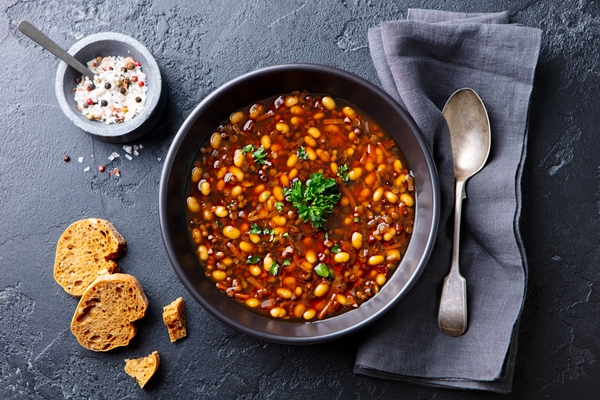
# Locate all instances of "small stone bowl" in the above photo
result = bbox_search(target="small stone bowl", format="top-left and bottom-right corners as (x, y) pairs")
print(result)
(55, 32), (165, 143)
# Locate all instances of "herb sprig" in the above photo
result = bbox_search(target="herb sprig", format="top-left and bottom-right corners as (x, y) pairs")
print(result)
(284, 172), (341, 229)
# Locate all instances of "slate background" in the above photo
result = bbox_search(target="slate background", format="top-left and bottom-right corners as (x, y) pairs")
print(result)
(1, 1), (598, 399)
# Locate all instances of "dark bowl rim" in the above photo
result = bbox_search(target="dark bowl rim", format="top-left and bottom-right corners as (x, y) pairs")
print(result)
(159, 63), (440, 344)
(54, 31), (164, 143)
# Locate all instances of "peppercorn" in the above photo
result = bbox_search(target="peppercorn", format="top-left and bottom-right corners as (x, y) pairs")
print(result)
(86, 98), (94, 105)
(138, 81), (145, 87)
(100, 100), (108, 107)
(99, 165), (105, 173)
(125, 62), (135, 70)
(115, 80), (122, 87)
(104, 82), (111, 89)
(131, 76), (138, 82)
(120, 87), (126, 95)
(121, 67), (128, 73)
(96, 56), (103, 63)
(75, 77), (81, 84)
(134, 61), (141, 67)
(87, 84), (95, 91)
(63, 155), (70, 162)
(135, 97), (142, 103)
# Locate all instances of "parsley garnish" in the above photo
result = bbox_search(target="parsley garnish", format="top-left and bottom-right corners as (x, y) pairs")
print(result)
(282, 259), (291, 267)
(297, 147), (308, 160)
(246, 255), (261, 264)
(240, 145), (268, 165)
(283, 172), (341, 229)
(241, 144), (254, 155)
(215, 220), (223, 229)
(274, 202), (284, 212)
(270, 262), (280, 276)
(337, 164), (349, 183)
(331, 244), (341, 254)
(249, 224), (262, 235)
(314, 263), (333, 279)
(252, 146), (268, 164)
(263, 228), (275, 241)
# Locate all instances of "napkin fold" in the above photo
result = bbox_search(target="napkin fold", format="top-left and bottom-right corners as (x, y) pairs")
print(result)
(354, 10), (542, 393)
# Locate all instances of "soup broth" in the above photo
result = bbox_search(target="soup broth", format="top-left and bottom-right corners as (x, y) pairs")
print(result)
(185, 91), (415, 320)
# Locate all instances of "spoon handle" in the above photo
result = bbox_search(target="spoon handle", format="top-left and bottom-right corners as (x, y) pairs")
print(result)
(17, 20), (95, 80)
(438, 178), (468, 337)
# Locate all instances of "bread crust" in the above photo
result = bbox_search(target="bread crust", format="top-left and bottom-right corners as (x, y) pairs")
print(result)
(54, 218), (127, 297)
(162, 297), (187, 342)
(70, 273), (148, 351)
(124, 351), (160, 388)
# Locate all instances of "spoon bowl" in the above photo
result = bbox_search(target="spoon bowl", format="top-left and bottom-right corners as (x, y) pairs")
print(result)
(438, 88), (491, 337)
(444, 89), (491, 180)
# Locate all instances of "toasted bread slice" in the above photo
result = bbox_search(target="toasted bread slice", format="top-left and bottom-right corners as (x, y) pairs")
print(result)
(124, 351), (160, 388)
(162, 297), (187, 342)
(54, 218), (126, 296)
(70, 273), (148, 351)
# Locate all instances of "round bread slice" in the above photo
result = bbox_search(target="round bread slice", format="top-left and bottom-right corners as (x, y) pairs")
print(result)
(54, 218), (126, 296)
(124, 351), (160, 388)
(70, 273), (148, 351)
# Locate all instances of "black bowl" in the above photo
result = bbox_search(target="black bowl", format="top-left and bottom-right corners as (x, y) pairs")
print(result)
(55, 32), (166, 143)
(159, 64), (440, 344)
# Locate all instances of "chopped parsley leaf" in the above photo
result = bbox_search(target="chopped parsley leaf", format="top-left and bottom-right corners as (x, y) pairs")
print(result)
(252, 146), (268, 164)
(297, 146), (308, 160)
(337, 164), (349, 183)
(249, 224), (262, 235)
(331, 244), (341, 254)
(282, 259), (291, 267)
(274, 202), (284, 212)
(246, 255), (261, 264)
(263, 228), (275, 241)
(314, 263), (333, 279)
(270, 262), (280, 276)
(241, 144), (254, 155)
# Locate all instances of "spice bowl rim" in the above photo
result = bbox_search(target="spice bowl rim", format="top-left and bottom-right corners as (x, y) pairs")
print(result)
(55, 31), (165, 143)
(159, 63), (440, 344)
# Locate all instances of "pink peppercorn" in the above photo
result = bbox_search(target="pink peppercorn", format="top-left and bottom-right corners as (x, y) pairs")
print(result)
(86, 98), (94, 105)
(134, 61), (141, 67)
(99, 165), (105, 173)
(138, 81), (145, 87)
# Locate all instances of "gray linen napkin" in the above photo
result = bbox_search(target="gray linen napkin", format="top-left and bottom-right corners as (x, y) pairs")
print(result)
(354, 9), (542, 393)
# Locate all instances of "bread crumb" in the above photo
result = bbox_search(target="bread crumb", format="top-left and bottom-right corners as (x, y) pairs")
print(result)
(124, 351), (160, 388)
(162, 297), (187, 342)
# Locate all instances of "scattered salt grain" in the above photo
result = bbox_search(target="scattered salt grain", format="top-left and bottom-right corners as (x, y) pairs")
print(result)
(78, 157), (84, 163)
(133, 150), (139, 156)
(108, 152), (120, 161)
(123, 145), (133, 154)
(125, 154), (133, 161)
(157, 157), (162, 161)
(83, 166), (90, 172)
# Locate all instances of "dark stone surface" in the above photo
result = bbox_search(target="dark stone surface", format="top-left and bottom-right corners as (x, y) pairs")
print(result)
(0, 0), (598, 399)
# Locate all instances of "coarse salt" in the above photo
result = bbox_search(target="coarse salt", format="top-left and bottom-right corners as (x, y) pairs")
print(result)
(74, 56), (147, 124)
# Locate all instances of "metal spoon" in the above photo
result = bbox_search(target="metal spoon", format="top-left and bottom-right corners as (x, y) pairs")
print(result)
(17, 20), (95, 80)
(438, 88), (491, 337)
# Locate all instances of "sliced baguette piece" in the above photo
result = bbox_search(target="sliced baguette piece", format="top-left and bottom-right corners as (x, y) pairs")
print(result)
(70, 273), (148, 351)
(124, 351), (160, 388)
(54, 218), (126, 297)
(162, 297), (187, 342)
